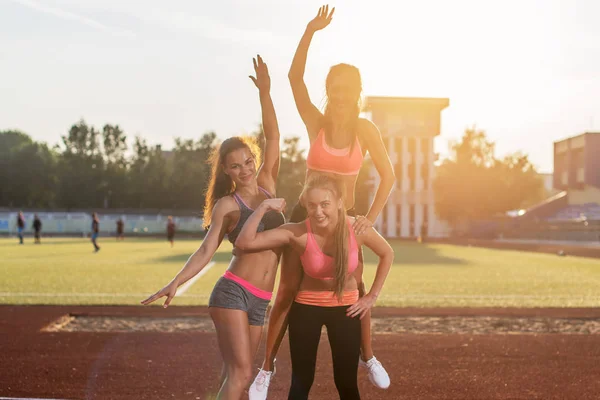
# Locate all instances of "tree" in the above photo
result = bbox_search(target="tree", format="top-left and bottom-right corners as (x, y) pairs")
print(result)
(128, 136), (170, 209)
(434, 127), (543, 233)
(169, 132), (217, 210)
(101, 124), (128, 208)
(0, 130), (57, 207)
(0, 130), (33, 206)
(56, 120), (104, 208)
(277, 136), (307, 216)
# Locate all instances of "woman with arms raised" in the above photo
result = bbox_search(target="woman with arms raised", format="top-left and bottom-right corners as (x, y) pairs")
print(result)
(249, 5), (395, 399)
(142, 56), (283, 400)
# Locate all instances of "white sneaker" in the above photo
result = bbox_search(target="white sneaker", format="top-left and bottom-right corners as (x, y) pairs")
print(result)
(359, 356), (390, 389)
(248, 366), (275, 400)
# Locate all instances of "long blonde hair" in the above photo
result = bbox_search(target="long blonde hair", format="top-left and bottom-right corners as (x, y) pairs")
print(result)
(301, 175), (348, 300)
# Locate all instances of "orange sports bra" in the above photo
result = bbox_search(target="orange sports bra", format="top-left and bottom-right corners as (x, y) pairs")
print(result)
(300, 217), (359, 280)
(306, 128), (364, 176)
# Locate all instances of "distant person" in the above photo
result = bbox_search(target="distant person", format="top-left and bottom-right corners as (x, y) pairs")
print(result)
(16, 211), (25, 244)
(91, 212), (100, 252)
(166, 216), (175, 247)
(33, 214), (42, 244)
(116, 218), (124, 241)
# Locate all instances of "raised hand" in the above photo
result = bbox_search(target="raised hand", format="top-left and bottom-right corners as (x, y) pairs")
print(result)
(249, 54), (270, 92)
(307, 5), (335, 33)
(260, 198), (286, 213)
(140, 281), (178, 308)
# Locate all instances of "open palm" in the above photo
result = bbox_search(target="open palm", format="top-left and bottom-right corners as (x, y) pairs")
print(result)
(249, 54), (270, 92)
(307, 5), (335, 32)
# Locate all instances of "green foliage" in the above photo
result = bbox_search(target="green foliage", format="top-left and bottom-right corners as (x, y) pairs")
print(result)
(0, 130), (57, 207)
(434, 127), (544, 230)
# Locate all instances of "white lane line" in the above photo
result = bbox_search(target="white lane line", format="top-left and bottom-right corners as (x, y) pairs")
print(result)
(0, 293), (208, 297)
(0, 397), (72, 400)
(176, 261), (216, 296)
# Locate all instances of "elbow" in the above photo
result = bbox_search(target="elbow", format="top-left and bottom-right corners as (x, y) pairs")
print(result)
(234, 238), (249, 251)
(378, 173), (395, 195)
(385, 167), (396, 184)
(389, 167), (396, 181)
(385, 247), (395, 264)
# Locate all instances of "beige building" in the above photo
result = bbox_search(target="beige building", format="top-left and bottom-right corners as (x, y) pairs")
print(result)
(364, 96), (449, 238)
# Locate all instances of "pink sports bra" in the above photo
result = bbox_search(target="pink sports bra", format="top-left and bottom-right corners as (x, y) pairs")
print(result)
(306, 129), (364, 176)
(300, 217), (359, 280)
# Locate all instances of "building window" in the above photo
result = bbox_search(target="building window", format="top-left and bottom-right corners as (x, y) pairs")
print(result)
(408, 137), (416, 158)
(421, 138), (429, 163)
(396, 203), (402, 237)
(409, 204), (415, 237)
(577, 168), (585, 183)
(422, 163), (429, 190)
(394, 137), (403, 189)
(422, 204), (429, 237)
(382, 203), (388, 235)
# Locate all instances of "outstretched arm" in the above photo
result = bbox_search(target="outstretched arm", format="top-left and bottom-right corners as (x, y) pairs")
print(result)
(250, 55), (281, 194)
(141, 199), (230, 307)
(288, 5), (334, 140)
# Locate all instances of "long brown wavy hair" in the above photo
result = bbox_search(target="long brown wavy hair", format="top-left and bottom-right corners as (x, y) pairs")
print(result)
(301, 174), (349, 300)
(323, 63), (363, 153)
(202, 136), (261, 229)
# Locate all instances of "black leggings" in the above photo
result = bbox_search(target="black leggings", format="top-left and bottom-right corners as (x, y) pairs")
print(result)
(288, 301), (361, 400)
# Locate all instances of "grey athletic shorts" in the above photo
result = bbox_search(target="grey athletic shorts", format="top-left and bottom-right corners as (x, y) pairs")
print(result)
(208, 276), (270, 326)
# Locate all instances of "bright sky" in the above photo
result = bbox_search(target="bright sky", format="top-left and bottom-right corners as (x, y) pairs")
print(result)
(2, 0), (600, 173)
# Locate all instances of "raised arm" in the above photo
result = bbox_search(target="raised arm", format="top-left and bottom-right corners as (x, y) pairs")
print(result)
(235, 198), (294, 251)
(288, 5), (334, 140)
(250, 55), (281, 194)
(353, 119), (395, 234)
(141, 198), (231, 307)
(347, 226), (394, 319)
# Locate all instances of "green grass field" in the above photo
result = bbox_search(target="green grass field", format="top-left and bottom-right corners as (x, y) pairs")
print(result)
(1, 237), (600, 307)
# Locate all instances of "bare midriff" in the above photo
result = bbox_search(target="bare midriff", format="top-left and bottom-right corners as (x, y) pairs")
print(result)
(227, 249), (282, 293)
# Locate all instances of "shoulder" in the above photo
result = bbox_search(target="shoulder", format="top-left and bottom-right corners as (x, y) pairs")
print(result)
(213, 196), (239, 217)
(357, 118), (381, 140)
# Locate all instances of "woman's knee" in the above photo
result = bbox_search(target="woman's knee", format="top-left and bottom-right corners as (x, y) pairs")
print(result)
(226, 362), (254, 387)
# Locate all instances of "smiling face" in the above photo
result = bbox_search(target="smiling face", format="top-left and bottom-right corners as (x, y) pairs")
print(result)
(222, 147), (257, 187)
(325, 64), (362, 121)
(303, 187), (343, 230)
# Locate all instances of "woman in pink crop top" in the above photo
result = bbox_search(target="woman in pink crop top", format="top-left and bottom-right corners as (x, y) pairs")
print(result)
(236, 175), (394, 400)
(251, 5), (396, 397)
(142, 56), (285, 400)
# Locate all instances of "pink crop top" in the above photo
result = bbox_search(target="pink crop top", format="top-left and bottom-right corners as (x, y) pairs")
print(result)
(306, 129), (364, 176)
(300, 217), (359, 280)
